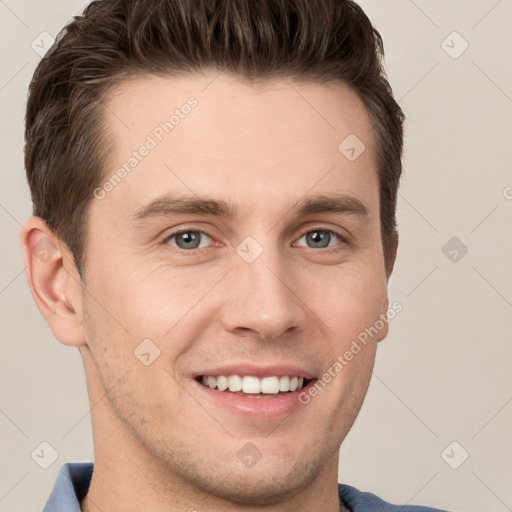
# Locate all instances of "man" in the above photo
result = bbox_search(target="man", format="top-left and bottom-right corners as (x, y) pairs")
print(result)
(21, 0), (452, 510)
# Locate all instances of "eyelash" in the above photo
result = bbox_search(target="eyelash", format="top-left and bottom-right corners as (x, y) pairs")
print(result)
(161, 226), (348, 253)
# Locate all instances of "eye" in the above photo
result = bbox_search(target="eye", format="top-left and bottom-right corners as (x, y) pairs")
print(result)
(295, 228), (345, 249)
(163, 230), (213, 250)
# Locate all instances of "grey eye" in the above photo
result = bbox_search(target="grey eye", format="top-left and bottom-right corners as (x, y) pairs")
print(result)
(297, 230), (341, 249)
(166, 231), (212, 250)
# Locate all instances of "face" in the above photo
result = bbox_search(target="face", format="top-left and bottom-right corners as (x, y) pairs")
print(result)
(79, 72), (393, 505)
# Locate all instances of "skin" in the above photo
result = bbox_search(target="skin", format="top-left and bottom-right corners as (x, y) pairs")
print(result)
(21, 72), (397, 512)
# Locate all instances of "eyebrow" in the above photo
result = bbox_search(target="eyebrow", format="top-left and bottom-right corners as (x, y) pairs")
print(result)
(129, 192), (370, 225)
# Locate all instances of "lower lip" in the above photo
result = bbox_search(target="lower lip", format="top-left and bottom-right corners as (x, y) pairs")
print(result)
(192, 379), (316, 420)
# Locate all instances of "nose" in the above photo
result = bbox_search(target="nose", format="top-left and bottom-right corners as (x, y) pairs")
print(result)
(221, 239), (309, 341)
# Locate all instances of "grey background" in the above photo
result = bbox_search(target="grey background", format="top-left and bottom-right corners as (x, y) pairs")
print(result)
(1, 1), (511, 511)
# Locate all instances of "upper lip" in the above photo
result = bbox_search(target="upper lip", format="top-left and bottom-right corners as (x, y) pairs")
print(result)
(192, 363), (316, 380)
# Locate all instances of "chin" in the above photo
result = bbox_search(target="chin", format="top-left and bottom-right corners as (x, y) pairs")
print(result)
(184, 450), (325, 507)
(203, 470), (305, 506)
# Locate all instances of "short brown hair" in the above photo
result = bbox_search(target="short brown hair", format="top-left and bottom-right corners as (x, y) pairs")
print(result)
(25, 0), (405, 281)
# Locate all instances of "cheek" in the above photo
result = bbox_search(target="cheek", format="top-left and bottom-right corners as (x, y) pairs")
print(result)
(92, 263), (212, 335)
(84, 266), (227, 382)
(82, 293), (187, 417)
(302, 265), (387, 343)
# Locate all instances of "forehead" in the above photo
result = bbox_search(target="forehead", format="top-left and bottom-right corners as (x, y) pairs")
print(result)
(96, 72), (378, 222)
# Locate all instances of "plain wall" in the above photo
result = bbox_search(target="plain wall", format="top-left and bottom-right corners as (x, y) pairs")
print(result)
(1, 1), (511, 510)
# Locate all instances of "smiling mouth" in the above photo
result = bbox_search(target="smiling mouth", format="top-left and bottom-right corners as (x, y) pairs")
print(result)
(196, 375), (313, 398)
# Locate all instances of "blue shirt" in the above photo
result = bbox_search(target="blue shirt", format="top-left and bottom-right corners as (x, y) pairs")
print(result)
(43, 462), (452, 512)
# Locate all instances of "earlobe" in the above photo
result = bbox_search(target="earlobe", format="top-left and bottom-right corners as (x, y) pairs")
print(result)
(20, 217), (86, 347)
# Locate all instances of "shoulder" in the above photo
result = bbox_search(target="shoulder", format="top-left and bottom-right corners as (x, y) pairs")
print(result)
(338, 483), (454, 512)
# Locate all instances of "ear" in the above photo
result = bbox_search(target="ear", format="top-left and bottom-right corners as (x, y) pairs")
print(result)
(20, 216), (86, 347)
(385, 230), (399, 280)
(377, 230), (399, 343)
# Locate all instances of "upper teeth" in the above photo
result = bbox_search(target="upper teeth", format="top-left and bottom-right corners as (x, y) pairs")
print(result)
(201, 375), (305, 394)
